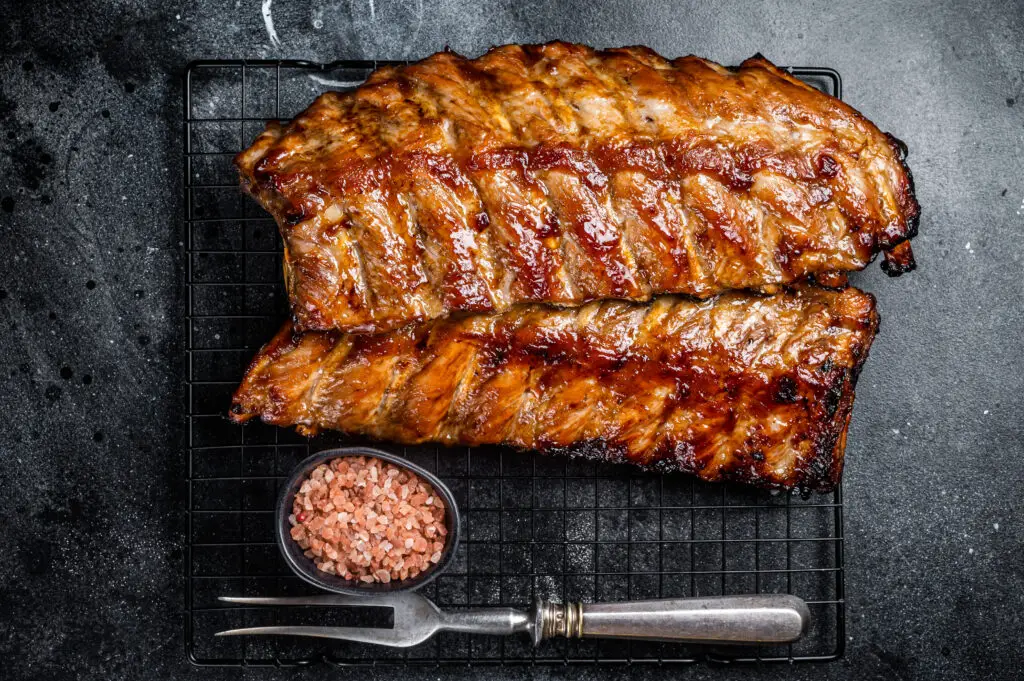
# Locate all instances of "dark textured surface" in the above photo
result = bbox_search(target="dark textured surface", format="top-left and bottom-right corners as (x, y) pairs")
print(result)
(0, 1), (1022, 679)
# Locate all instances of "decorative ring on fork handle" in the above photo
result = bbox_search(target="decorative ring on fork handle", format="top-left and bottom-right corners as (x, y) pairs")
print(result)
(536, 600), (585, 642)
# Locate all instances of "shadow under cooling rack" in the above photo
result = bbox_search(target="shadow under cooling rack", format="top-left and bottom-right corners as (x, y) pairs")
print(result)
(183, 59), (846, 667)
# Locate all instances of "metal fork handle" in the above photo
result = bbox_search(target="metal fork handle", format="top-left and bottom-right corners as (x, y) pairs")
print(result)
(534, 594), (809, 645)
(439, 607), (533, 636)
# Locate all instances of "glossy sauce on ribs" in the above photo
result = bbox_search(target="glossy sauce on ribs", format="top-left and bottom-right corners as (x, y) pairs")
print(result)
(231, 286), (878, 491)
(237, 42), (917, 333)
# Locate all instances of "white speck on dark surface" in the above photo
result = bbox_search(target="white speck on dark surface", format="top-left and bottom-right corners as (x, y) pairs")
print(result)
(261, 0), (282, 48)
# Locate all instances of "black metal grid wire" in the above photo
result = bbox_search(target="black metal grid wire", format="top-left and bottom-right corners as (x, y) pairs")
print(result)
(184, 59), (846, 667)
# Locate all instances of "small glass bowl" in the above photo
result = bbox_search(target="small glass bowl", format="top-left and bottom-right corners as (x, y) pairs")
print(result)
(276, 446), (461, 595)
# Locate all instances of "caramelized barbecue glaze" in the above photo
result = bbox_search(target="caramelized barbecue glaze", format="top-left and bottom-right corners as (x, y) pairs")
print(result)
(231, 286), (878, 491)
(237, 42), (917, 333)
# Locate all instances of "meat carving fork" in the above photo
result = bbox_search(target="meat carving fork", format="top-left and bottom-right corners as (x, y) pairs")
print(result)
(216, 592), (808, 647)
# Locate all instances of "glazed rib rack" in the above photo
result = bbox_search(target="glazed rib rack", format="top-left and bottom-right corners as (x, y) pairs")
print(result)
(184, 59), (846, 666)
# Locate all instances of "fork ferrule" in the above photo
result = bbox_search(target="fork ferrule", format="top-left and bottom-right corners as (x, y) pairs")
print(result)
(535, 599), (584, 643)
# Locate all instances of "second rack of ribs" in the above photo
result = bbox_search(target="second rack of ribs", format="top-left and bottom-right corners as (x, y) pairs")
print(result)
(231, 286), (878, 492)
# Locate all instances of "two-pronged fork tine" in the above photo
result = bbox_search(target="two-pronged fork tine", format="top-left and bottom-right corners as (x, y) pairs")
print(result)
(215, 592), (451, 647)
(215, 625), (412, 646)
(215, 595), (410, 645)
(218, 594), (403, 608)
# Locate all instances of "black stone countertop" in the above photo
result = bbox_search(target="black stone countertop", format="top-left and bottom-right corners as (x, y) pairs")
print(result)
(1, 1), (1022, 679)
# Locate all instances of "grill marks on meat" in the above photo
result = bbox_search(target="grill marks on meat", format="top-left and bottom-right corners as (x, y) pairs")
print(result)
(231, 286), (878, 491)
(237, 42), (918, 333)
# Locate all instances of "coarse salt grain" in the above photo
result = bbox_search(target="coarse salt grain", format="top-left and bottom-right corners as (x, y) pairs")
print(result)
(290, 456), (447, 584)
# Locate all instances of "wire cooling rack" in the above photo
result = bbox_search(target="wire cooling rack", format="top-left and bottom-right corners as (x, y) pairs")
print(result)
(183, 59), (846, 667)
